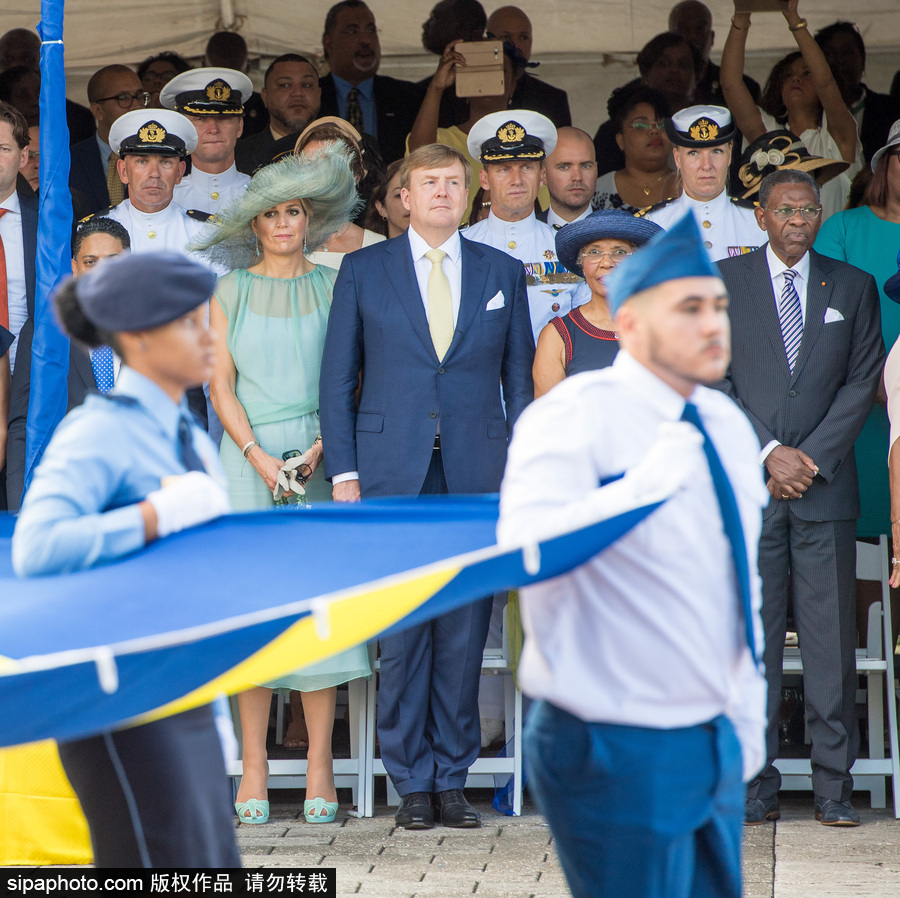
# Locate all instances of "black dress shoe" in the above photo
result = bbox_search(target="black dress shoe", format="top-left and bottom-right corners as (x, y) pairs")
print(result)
(395, 792), (434, 829)
(814, 797), (860, 826)
(433, 789), (482, 828)
(744, 796), (781, 825)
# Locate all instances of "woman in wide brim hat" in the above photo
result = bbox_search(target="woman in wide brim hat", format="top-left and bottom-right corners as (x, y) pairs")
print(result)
(13, 251), (239, 867)
(191, 143), (371, 827)
(533, 210), (662, 398)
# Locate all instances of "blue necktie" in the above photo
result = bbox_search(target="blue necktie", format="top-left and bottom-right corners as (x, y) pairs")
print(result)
(178, 415), (206, 472)
(91, 346), (115, 393)
(681, 401), (758, 661)
(778, 269), (803, 371)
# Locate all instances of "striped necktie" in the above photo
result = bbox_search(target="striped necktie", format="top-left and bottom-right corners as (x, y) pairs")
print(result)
(425, 248), (454, 361)
(345, 88), (363, 132)
(681, 401), (757, 662)
(106, 151), (125, 206)
(778, 269), (803, 371)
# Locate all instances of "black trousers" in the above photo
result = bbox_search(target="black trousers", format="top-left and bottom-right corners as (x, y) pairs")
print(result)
(58, 705), (241, 868)
(749, 503), (859, 802)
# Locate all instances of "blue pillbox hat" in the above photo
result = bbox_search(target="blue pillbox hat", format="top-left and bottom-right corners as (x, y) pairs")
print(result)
(74, 252), (217, 332)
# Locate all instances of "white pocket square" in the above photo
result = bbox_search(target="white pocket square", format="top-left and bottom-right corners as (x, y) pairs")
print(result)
(485, 291), (505, 311)
(824, 307), (844, 324)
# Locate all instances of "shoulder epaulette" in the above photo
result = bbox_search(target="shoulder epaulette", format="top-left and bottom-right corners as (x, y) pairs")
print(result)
(77, 206), (112, 225)
(730, 195), (759, 211)
(187, 209), (215, 222)
(633, 199), (670, 218)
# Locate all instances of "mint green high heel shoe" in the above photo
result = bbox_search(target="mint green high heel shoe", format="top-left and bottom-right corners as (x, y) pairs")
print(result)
(235, 798), (270, 824)
(304, 797), (338, 823)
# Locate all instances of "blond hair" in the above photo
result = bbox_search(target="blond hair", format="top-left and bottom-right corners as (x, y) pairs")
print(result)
(399, 144), (471, 189)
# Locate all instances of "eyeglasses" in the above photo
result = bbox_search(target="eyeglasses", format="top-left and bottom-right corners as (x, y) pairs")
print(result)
(281, 450), (312, 484)
(630, 120), (666, 132)
(337, 24), (380, 37)
(766, 205), (822, 221)
(96, 91), (151, 109)
(580, 248), (632, 263)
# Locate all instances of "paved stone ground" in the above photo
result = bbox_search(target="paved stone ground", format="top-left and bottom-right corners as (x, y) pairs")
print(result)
(238, 791), (900, 897)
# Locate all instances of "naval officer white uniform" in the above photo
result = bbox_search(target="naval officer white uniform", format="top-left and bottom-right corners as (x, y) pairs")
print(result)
(161, 67), (253, 215)
(96, 109), (212, 256)
(644, 105), (761, 262)
(463, 110), (583, 343)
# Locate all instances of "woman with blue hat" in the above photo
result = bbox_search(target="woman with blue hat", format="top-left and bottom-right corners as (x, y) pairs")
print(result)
(12, 252), (240, 867)
(533, 210), (662, 397)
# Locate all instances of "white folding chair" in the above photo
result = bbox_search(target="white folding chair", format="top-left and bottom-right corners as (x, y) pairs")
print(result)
(363, 602), (524, 817)
(775, 536), (900, 815)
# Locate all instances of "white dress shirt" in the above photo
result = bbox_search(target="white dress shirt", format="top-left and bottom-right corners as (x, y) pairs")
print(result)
(464, 211), (582, 342)
(498, 350), (768, 776)
(758, 244), (812, 463)
(647, 189), (762, 262)
(0, 189), (28, 372)
(545, 205), (591, 230)
(173, 163), (250, 215)
(407, 225), (462, 327)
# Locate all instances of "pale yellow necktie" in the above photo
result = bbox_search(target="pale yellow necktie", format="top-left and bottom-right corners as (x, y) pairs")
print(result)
(425, 248), (454, 361)
(106, 151), (125, 206)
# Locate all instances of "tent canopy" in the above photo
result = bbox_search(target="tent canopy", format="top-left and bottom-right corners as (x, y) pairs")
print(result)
(5, 1), (899, 70)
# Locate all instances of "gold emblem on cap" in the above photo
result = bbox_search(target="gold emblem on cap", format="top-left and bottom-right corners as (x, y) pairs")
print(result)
(138, 121), (167, 143)
(206, 79), (232, 102)
(689, 118), (719, 142)
(497, 122), (526, 145)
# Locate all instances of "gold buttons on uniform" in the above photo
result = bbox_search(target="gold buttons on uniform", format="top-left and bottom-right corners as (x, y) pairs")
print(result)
(702, 220), (711, 229)
(704, 241), (712, 249)
(211, 192), (219, 200)
(508, 241), (516, 249)
(148, 231), (156, 239)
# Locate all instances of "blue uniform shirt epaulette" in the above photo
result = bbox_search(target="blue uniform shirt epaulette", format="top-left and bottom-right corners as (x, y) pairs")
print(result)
(186, 209), (215, 222)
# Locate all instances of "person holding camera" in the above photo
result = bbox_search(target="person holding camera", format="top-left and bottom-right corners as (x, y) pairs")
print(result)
(191, 144), (371, 826)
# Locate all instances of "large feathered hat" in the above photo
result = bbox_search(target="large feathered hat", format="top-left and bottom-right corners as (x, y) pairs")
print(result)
(188, 142), (361, 270)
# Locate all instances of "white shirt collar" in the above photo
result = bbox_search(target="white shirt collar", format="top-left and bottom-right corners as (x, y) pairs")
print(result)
(186, 162), (238, 184)
(407, 225), (461, 264)
(547, 206), (591, 229)
(0, 188), (21, 214)
(765, 242), (810, 283)
(485, 210), (537, 236)
(681, 189), (728, 212)
(612, 349), (694, 422)
(125, 198), (177, 219)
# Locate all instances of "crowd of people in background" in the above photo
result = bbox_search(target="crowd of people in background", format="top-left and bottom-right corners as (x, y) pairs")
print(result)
(3, 0), (900, 879)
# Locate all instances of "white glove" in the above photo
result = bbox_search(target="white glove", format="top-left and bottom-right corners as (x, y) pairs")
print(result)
(623, 421), (705, 504)
(146, 471), (231, 538)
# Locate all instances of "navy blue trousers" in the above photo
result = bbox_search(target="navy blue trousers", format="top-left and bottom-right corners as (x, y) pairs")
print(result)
(58, 705), (240, 868)
(376, 448), (493, 795)
(526, 702), (744, 898)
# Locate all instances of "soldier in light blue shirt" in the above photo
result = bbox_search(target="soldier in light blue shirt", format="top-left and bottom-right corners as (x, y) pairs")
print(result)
(13, 251), (238, 868)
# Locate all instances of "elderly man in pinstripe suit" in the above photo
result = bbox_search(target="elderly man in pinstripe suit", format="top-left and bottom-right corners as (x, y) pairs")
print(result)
(718, 169), (885, 827)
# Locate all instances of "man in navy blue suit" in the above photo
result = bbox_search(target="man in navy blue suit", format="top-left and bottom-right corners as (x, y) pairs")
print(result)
(320, 142), (534, 829)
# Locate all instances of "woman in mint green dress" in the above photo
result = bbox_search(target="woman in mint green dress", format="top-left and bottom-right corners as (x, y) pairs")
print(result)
(192, 146), (369, 825)
(814, 128), (900, 538)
